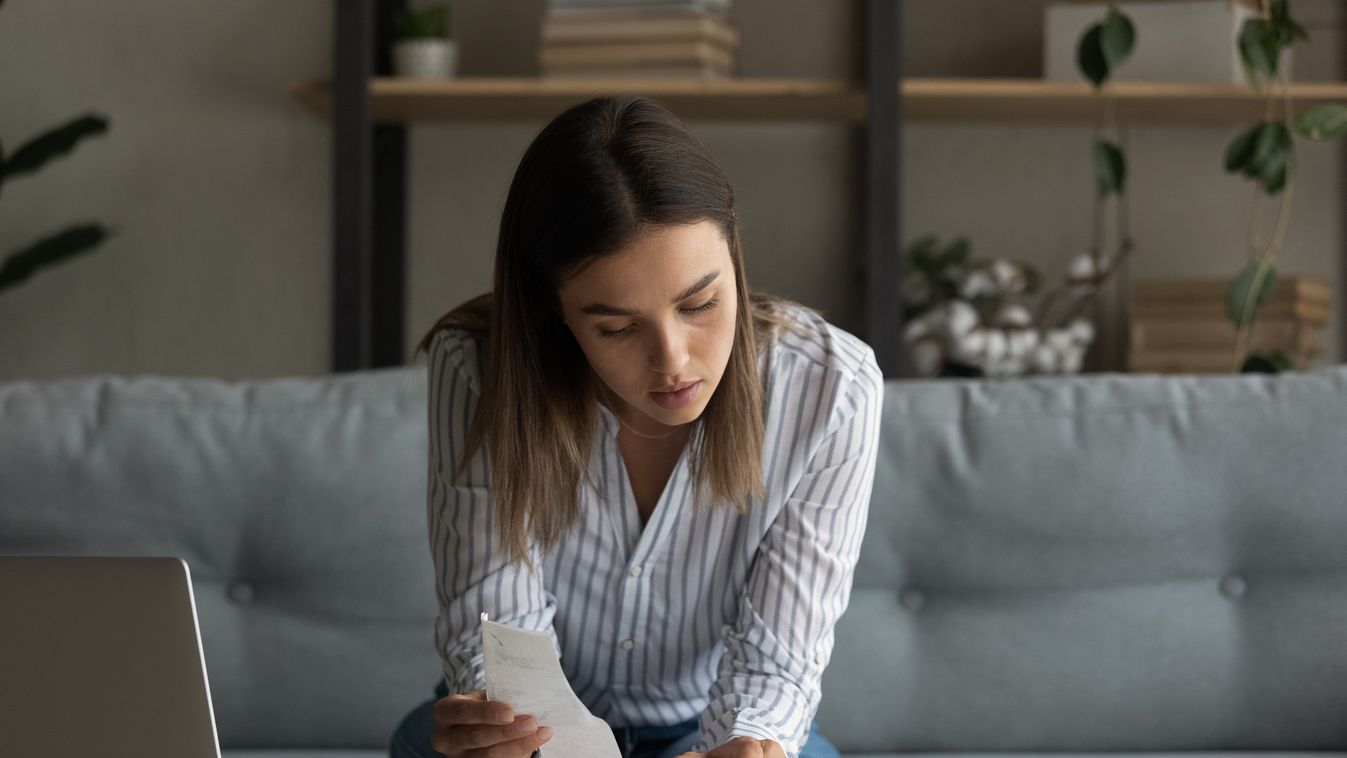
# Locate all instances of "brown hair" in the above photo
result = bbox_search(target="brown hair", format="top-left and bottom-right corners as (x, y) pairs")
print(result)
(414, 95), (812, 570)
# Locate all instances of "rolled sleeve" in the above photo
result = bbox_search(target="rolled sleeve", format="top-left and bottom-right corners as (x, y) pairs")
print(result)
(698, 351), (884, 756)
(426, 330), (560, 696)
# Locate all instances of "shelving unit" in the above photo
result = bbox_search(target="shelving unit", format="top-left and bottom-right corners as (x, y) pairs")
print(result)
(311, 1), (1344, 374)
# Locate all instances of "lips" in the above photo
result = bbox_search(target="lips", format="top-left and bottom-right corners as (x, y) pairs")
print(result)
(648, 380), (702, 411)
(651, 380), (698, 393)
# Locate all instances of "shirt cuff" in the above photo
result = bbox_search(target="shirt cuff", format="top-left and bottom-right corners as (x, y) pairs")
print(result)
(699, 707), (800, 758)
(444, 651), (486, 696)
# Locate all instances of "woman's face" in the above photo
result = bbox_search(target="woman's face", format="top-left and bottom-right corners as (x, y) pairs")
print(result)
(557, 220), (738, 433)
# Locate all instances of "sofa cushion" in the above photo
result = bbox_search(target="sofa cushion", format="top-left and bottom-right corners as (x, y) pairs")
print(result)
(818, 366), (1347, 753)
(0, 367), (441, 750)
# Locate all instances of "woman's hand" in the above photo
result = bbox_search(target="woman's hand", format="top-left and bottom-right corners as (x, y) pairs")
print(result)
(430, 688), (554, 757)
(674, 736), (786, 758)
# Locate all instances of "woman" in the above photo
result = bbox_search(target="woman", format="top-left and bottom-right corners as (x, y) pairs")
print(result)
(389, 95), (883, 758)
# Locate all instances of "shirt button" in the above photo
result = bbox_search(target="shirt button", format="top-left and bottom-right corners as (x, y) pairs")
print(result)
(814, 651), (825, 666)
(620, 638), (635, 650)
(629, 564), (642, 577)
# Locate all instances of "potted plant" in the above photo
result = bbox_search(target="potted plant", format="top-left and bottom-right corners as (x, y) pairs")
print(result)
(392, 2), (457, 80)
(900, 237), (1100, 378)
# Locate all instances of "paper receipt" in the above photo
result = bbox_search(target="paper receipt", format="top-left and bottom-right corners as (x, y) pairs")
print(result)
(481, 617), (623, 758)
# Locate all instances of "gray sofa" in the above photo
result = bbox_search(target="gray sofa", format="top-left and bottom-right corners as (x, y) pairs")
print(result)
(3, 363), (1346, 757)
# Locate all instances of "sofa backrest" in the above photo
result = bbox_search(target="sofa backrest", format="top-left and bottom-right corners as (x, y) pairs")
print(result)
(0, 367), (439, 750)
(818, 365), (1347, 753)
(7, 364), (1347, 753)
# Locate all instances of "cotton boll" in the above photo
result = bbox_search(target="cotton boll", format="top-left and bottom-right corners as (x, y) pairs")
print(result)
(1060, 344), (1085, 374)
(959, 269), (996, 299)
(1067, 253), (1107, 281)
(995, 304), (1033, 329)
(942, 300), (980, 338)
(1046, 328), (1076, 351)
(1067, 317), (1095, 345)
(990, 260), (1023, 293)
(902, 316), (934, 345)
(950, 327), (989, 364)
(983, 329), (1008, 362)
(1007, 328), (1039, 359)
(1031, 343), (1060, 374)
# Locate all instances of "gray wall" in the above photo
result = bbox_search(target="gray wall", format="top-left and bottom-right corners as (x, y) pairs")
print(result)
(1, 0), (1341, 380)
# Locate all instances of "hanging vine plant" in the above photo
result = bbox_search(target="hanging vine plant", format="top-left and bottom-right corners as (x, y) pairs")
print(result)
(1033, 2), (1136, 340)
(1224, 0), (1347, 372)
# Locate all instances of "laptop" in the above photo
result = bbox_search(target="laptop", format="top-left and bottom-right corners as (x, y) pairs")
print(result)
(0, 555), (222, 758)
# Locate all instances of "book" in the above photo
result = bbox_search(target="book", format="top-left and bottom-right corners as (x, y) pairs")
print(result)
(540, 63), (732, 79)
(548, 0), (731, 10)
(541, 15), (742, 48)
(540, 39), (733, 69)
(1129, 347), (1320, 374)
(1130, 300), (1332, 325)
(1133, 277), (1331, 306)
(1130, 318), (1322, 353)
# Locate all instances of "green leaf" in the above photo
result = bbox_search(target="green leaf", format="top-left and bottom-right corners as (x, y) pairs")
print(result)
(0, 114), (109, 184)
(1226, 261), (1277, 328)
(1295, 103), (1347, 140)
(1252, 122), (1292, 193)
(1269, 0), (1292, 26)
(1100, 10), (1136, 69)
(0, 224), (110, 295)
(1077, 24), (1109, 87)
(941, 238), (970, 267)
(395, 4), (449, 38)
(1224, 123), (1262, 172)
(1238, 19), (1281, 80)
(905, 236), (940, 269)
(1093, 139), (1126, 196)
(1241, 351), (1294, 373)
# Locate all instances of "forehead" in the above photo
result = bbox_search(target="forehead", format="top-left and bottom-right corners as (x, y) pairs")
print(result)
(561, 220), (731, 300)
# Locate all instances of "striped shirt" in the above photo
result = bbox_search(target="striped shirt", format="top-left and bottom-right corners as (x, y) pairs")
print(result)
(426, 303), (883, 757)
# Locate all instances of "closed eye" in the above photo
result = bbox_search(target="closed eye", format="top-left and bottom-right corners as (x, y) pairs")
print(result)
(597, 297), (720, 339)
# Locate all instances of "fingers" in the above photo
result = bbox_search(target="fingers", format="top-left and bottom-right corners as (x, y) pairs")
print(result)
(465, 725), (553, 758)
(433, 689), (515, 728)
(706, 736), (782, 757)
(430, 718), (548, 756)
(449, 715), (540, 750)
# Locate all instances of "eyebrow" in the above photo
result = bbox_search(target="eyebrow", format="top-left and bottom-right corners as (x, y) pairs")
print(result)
(580, 270), (721, 317)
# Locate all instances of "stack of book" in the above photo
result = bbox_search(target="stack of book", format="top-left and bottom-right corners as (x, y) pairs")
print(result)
(1128, 277), (1332, 373)
(539, 0), (741, 80)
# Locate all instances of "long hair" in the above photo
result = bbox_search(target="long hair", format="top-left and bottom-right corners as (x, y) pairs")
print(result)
(414, 95), (811, 570)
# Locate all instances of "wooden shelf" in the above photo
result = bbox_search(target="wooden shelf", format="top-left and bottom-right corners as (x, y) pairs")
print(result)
(288, 77), (865, 122)
(904, 79), (1347, 125)
(288, 76), (1347, 125)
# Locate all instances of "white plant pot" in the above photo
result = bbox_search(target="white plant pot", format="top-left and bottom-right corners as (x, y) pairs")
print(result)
(393, 38), (458, 79)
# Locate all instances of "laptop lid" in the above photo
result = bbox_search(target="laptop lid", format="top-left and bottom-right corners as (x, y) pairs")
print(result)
(0, 555), (222, 758)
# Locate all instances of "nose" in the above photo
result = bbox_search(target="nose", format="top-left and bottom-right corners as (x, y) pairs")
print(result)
(648, 321), (690, 377)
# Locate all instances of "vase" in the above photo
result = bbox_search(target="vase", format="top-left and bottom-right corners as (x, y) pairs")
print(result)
(393, 38), (458, 79)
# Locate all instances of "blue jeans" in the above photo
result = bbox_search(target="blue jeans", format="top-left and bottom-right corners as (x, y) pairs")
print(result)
(390, 680), (841, 758)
